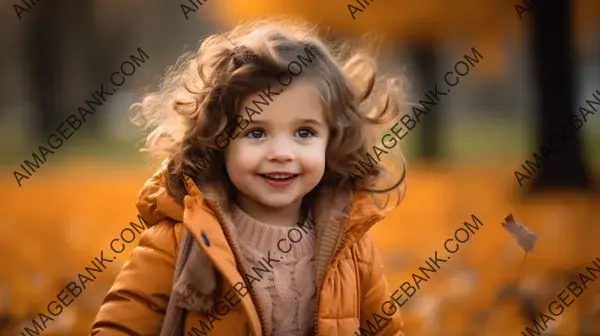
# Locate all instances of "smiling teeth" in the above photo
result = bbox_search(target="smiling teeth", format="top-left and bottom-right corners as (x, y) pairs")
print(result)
(265, 173), (294, 180)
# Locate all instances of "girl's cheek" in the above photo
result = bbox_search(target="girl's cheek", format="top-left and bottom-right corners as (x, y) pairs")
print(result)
(226, 138), (248, 155)
(226, 141), (263, 165)
(300, 144), (327, 167)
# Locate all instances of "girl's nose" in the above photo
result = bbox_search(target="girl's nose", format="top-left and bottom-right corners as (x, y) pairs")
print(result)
(266, 139), (294, 162)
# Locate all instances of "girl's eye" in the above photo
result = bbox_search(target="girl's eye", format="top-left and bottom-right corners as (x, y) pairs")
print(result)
(296, 128), (316, 139)
(245, 129), (266, 139)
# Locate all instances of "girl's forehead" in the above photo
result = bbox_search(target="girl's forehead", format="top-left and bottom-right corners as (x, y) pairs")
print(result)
(238, 81), (326, 124)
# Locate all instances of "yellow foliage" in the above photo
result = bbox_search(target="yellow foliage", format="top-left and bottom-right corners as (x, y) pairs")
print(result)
(2, 161), (600, 334)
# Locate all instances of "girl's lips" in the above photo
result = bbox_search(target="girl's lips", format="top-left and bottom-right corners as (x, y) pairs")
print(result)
(259, 174), (298, 188)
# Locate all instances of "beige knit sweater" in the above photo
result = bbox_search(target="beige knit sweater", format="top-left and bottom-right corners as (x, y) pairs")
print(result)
(230, 204), (317, 336)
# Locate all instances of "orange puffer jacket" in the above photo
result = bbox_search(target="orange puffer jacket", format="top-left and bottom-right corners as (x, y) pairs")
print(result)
(91, 166), (404, 336)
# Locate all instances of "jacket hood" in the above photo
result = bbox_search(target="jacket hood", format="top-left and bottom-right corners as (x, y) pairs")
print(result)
(135, 162), (185, 228)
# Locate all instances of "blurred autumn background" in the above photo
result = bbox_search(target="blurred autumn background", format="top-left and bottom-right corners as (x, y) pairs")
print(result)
(1, 0), (600, 335)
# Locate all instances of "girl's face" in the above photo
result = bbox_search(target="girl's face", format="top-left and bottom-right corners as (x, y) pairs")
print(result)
(225, 80), (329, 213)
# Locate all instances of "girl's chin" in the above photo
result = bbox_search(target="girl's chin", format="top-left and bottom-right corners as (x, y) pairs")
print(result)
(249, 192), (303, 210)
(255, 198), (298, 210)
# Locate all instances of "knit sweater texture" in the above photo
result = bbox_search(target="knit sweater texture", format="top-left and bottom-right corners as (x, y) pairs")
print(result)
(230, 204), (317, 336)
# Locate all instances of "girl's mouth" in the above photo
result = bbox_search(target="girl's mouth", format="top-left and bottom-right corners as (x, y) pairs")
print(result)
(259, 173), (299, 187)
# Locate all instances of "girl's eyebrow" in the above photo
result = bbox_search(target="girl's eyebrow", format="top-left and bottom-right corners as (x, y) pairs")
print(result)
(248, 118), (325, 128)
(298, 118), (325, 128)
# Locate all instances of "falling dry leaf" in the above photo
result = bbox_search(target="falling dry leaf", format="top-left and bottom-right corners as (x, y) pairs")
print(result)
(502, 213), (539, 280)
(501, 213), (538, 252)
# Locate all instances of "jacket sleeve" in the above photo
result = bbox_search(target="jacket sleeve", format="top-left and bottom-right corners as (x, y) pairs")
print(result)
(90, 220), (183, 336)
(358, 234), (405, 336)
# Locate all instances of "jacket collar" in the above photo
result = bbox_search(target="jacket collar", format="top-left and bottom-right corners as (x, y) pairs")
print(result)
(181, 175), (385, 284)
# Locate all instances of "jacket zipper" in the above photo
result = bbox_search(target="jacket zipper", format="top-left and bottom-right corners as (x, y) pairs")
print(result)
(313, 215), (381, 335)
(208, 200), (270, 336)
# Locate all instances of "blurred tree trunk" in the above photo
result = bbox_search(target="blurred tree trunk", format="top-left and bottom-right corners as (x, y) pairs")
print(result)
(528, 0), (593, 192)
(29, 1), (65, 140)
(29, 0), (102, 139)
(29, 1), (116, 140)
(72, 0), (101, 137)
(407, 41), (441, 161)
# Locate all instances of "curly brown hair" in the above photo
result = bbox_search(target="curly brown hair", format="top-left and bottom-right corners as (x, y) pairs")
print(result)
(132, 17), (407, 208)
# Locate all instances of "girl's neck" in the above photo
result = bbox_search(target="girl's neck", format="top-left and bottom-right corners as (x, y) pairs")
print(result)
(234, 195), (305, 227)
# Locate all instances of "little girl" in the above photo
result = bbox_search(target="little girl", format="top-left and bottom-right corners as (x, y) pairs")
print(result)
(92, 17), (406, 336)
